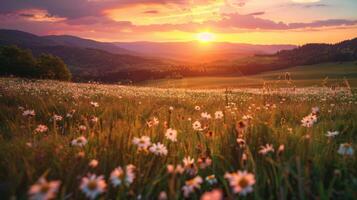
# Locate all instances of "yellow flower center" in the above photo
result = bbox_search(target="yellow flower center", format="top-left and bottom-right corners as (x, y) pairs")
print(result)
(87, 181), (98, 191)
(238, 177), (249, 188)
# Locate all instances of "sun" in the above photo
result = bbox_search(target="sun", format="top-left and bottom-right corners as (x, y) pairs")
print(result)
(196, 32), (215, 43)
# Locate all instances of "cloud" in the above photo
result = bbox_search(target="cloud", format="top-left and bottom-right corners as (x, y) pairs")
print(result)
(143, 10), (160, 14)
(247, 12), (265, 16)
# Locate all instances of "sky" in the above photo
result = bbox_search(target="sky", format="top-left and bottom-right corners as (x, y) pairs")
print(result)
(0, 0), (356, 44)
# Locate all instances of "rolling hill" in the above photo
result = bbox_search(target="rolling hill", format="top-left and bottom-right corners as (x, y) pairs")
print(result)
(115, 41), (295, 62)
(1, 29), (356, 83)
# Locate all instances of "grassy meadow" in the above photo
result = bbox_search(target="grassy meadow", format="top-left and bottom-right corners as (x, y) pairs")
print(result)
(142, 62), (357, 89)
(0, 78), (357, 199)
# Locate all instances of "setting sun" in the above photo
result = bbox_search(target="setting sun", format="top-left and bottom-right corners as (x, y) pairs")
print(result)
(196, 32), (215, 43)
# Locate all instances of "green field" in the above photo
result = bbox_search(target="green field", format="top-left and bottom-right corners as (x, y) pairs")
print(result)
(142, 62), (357, 89)
(0, 78), (356, 199)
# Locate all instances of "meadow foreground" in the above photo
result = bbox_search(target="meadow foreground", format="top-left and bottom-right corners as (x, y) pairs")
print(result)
(0, 78), (356, 200)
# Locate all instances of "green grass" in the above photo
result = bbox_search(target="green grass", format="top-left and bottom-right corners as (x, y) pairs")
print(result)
(142, 62), (357, 89)
(0, 78), (356, 199)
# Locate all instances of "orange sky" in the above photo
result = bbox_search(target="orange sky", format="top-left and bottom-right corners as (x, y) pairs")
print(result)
(0, 0), (356, 44)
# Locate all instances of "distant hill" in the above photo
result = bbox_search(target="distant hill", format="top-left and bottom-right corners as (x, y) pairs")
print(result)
(115, 41), (295, 62)
(0, 29), (175, 82)
(0, 29), (133, 55)
(1, 29), (356, 82)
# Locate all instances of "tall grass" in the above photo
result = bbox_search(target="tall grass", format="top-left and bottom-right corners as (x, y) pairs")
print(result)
(0, 78), (356, 199)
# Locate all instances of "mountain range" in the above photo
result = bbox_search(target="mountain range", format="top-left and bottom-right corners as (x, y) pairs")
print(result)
(0, 29), (356, 82)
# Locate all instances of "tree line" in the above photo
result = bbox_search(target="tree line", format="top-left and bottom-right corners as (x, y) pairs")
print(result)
(0, 45), (71, 81)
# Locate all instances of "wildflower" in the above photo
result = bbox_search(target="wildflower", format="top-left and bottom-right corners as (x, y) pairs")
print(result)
(278, 144), (285, 153)
(225, 171), (255, 196)
(242, 115), (253, 121)
(152, 117), (159, 125)
(89, 159), (99, 168)
(158, 191), (168, 200)
(28, 177), (61, 200)
(337, 143), (354, 156)
(90, 116), (98, 123)
(235, 121), (247, 133)
(192, 121), (202, 131)
(214, 111), (224, 119)
(149, 143), (168, 156)
(182, 176), (203, 198)
(183, 156), (196, 175)
(23, 109), (35, 117)
(236, 138), (246, 147)
(259, 144), (274, 155)
(90, 102), (99, 107)
(66, 109), (76, 118)
(312, 107), (319, 114)
(35, 125), (48, 133)
(200, 189), (223, 200)
(165, 128), (177, 142)
(197, 156), (212, 169)
(132, 136), (151, 151)
(125, 164), (136, 185)
(79, 125), (87, 132)
(167, 165), (175, 173)
(175, 164), (185, 174)
(71, 136), (88, 147)
(26, 142), (33, 148)
(326, 131), (339, 138)
(183, 156), (195, 168)
(201, 112), (212, 119)
(195, 106), (201, 111)
(80, 174), (106, 200)
(77, 151), (85, 159)
(110, 167), (124, 187)
(301, 114), (317, 127)
(53, 114), (63, 121)
(205, 174), (218, 185)
(146, 117), (159, 127)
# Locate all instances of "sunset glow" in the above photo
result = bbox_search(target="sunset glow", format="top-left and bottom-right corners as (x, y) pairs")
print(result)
(0, 0), (356, 44)
(196, 32), (216, 43)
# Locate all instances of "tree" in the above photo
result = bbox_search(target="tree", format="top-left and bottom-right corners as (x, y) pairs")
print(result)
(0, 45), (38, 77)
(37, 54), (72, 81)
(0, 45), (72, 81)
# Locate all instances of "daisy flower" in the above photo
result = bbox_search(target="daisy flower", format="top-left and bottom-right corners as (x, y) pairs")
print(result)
(110, 167), (124, 187)
(89, 159), (99, 168)
(35, 125), (48, 133)
(200, 189), (222, 200)
(326, 131), (339, 138)
(90, 102), (99, 107)
(182, 176), (203, 198)
(79, 125), (87, 132)
(201, 112), (212, 120)
(165, 128), (177, 142)
(205, 174), (218, 185)
(132, 136), (151, 151)
(23, 109), (35, 117)
(214, 111), (224, 119)
(125, 164), (136, 185)
(259, 144), (274, 155)
(192, 121), (202, 131)
(337, 143), (354, 156)
(80, 174), (107, 200)
(53, 114), (63, 121)
(149, 143), (168, 156)
(71, 136), (88, 147)
(225, 170), (255, 196)
(28, 177), (61, 200)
